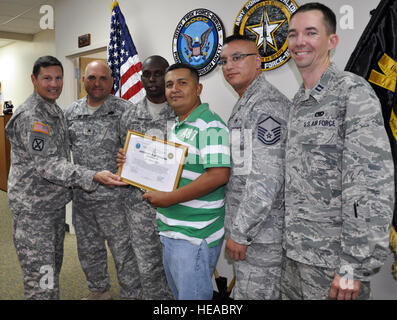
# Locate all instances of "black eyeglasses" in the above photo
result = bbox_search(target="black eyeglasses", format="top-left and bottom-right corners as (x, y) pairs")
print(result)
(217, 53), (257, 66)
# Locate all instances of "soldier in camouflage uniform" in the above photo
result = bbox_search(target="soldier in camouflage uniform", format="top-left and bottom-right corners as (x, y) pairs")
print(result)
(219, 35), (291, 299)
(282, 3), (394, 300)
(65, 60), (140, 300)
(119, 55), (173, 299)
(5, 56), (126, 300)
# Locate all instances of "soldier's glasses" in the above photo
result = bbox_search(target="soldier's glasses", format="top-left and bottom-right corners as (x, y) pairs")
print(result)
(217, 53), (257, 66)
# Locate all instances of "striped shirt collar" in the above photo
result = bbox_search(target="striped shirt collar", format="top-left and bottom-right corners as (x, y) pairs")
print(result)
(175, 103), (209, 126)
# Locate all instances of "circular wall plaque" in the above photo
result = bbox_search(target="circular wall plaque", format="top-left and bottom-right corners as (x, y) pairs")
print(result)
(233, 0), (298, 71)
(172, 8), (225, 76)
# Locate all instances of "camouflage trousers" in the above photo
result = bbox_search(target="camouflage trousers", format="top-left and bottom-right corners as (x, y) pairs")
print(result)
(125, 201), (173, 300)
(281, 255), (371, 300)
(12, 207), (66, 300)
(233, 243), (283, 300)
(73, 199), (141, 299)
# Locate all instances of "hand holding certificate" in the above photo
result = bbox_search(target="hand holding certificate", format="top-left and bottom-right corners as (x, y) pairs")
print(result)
(117, 130), (188, 192)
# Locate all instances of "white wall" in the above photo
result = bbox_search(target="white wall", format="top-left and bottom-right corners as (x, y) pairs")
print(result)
(53, 0), (397, 299)
(0, 29), (55, 108)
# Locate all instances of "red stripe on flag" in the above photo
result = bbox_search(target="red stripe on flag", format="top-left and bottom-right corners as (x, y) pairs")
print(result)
(121, 62), (142, 84)
(121, 81), (144, 101)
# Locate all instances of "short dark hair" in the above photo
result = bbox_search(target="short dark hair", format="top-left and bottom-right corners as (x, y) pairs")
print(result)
(291, 2), (336, 34)
(166, 63), (199, 83)
(32, 55), (64, 78)
(224, 34), (256, 46)
(143, 55), (169, 70)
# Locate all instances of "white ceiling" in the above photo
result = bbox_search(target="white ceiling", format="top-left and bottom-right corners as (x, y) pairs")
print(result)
(0, 0), (53, 48)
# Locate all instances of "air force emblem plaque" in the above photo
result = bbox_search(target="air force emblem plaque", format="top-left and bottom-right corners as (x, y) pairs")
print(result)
(233, 0), (298, 71)
(172, 8), (224, 76)
(258, 116), (281, 145)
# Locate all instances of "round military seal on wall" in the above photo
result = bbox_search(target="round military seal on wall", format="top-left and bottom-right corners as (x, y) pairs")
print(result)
(233, 0), (298, 71)
(172, 8), (224, 76)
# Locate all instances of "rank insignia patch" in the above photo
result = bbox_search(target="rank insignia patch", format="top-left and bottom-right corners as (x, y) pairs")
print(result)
(172, 8), (225, 76)
(258, 116), (281, 145)
(233, 0), (298, 71)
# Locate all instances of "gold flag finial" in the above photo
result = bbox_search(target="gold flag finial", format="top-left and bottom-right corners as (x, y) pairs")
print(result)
(111, 1), (119, 12)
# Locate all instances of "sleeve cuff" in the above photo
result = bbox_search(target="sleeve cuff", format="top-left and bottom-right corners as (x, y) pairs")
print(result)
(82, 170), (99, 192)
(336, 263), (374, 282)
(230, 228), (252, 246)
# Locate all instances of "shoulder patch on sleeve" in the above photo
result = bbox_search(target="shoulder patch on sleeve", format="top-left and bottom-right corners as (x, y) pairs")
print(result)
(32, 137), (45, 151)
(33, 122), (50, 135)
(257, 116), (281, 145)
(29, 134), (48, 154)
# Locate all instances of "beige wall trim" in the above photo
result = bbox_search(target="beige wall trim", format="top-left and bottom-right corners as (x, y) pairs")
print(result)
(0, 31), (33, 42)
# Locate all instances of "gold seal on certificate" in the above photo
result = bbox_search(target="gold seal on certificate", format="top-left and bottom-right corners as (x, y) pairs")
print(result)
(118, 130), (188, 192)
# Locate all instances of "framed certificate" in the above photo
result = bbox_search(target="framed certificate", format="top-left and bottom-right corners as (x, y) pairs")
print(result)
(117, 130), (188, 192)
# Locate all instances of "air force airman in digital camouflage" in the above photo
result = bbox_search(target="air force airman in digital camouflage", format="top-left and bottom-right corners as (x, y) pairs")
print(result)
(219, 35), (291, 300)
(5, 56), (125, 300)
(118, 56), (173, 299)
(65, 60), (140, 300)
(282, 3), (394, 300)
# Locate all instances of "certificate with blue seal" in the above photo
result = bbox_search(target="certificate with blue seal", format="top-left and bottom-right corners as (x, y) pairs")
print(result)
(118, 130), (188, 192)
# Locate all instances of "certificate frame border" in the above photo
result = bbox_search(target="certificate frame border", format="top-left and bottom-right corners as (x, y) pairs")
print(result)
(117, 130), (188, 192)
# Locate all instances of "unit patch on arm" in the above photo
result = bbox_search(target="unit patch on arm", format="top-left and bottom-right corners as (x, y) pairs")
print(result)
(30, 122), (50, 154)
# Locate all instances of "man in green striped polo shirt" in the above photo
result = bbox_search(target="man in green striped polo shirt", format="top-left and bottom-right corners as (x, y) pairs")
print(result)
(143, 63), (231, 300)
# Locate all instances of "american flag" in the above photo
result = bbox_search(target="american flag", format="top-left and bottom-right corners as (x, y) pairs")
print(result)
(108, 1), (145, 103)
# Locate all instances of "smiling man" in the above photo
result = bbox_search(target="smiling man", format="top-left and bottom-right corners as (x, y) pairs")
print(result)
(5, 56), (125, 300)
(65, 60), (138, 300)
(218, 35), (292, 300)
(282, 2), (394, 300)
(118, 55), (174, 300)
(142, 63), (231, 300)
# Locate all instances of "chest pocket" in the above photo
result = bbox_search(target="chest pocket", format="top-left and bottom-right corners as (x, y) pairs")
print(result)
(297, 116), (341, 179)
(69, 114), (120, 152)
(124, 119), (147, 136)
